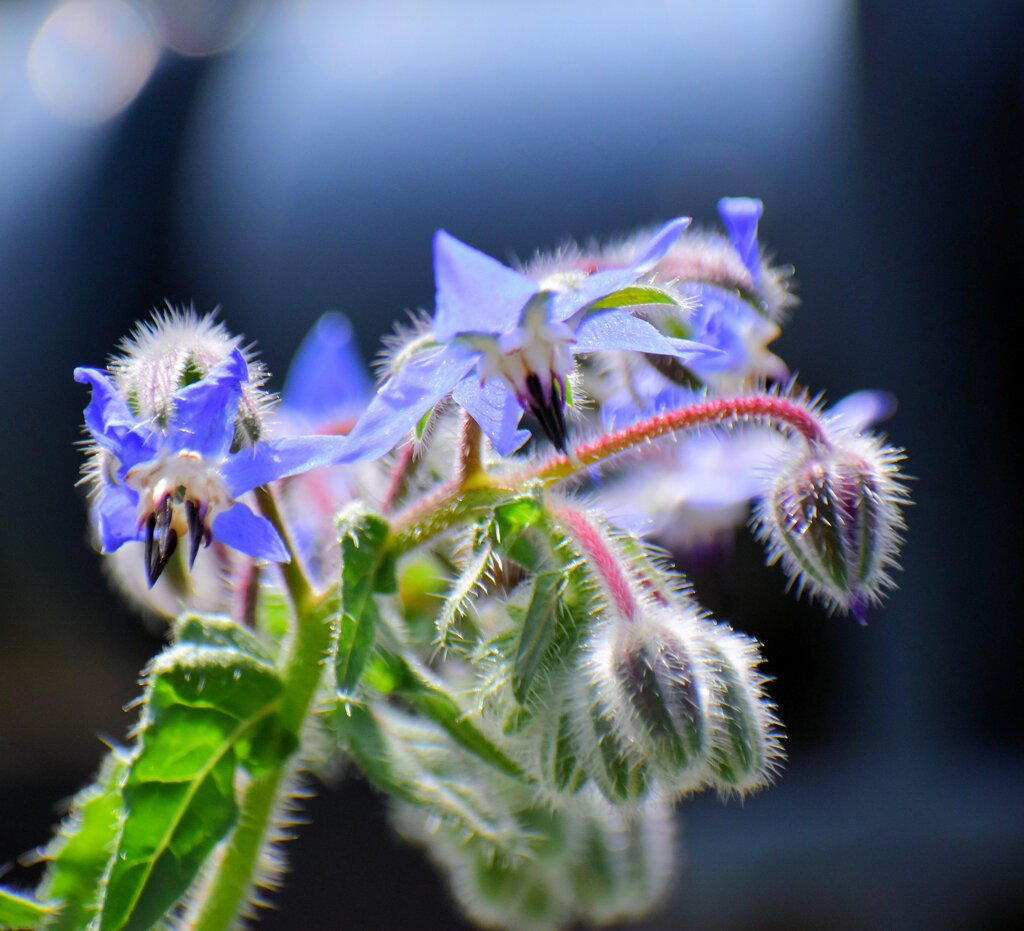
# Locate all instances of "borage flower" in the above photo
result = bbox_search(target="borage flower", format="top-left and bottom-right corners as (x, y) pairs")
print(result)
(340, 218), (718, 460)
(76, 347), (346, 585)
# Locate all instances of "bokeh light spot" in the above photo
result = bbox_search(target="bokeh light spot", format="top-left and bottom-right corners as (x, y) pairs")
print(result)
(26, 0), (160, 126)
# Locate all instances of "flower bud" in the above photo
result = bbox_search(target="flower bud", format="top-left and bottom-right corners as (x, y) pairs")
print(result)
(569, 670), (652, 806)
(702, 625), (783, 795)
(110, 307), (272, 446)
(753, 433), (908, 622)
(583, 608), (712, 796)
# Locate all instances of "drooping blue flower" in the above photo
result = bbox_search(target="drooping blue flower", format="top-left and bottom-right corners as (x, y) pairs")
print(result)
(75, 348), (347, 584)
(340, 218), (719, 460)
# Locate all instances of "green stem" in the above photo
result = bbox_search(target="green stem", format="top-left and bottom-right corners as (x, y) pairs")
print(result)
(191, 488), (337, 929)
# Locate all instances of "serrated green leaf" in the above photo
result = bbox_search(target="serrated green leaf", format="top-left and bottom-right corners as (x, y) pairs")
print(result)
(0, 887), (54, 929)
(586, 285), (679, 312)
(37, 751), (127, 931)
(336, 504), (391, 694)
(98, 645), (288, 931)
(512, 572), (567, 703)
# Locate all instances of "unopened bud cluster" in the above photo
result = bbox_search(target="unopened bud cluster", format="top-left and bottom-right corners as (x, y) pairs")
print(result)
(66, 200), (908, 931)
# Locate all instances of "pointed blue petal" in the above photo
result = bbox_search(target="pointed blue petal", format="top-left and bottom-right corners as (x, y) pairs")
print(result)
(283, 312), (371, 423)
(93, 483), (142, 552)
(631, 216), (691, 270)
(451, 377), (531, 455)
(221, 434), (350, 495)
(74, 367), (136, 451)
(573, 310), (721, 364)
(433, 229), (539, 341)
(825, 391), (896, 433)
(213, 501), (289, 562)
(551, 217), (691, 319)
(168, 349), (247, 457)
(718, 197), (763, 283)
(339, 342), (478, 461)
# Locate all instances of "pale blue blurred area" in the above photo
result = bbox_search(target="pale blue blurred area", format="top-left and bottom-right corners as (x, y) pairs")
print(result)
(1, 1), (1022, 928)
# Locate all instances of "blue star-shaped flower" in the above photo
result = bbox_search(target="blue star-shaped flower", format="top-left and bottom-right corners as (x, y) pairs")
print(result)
(340, 217), (718, 460)
(75, 348), (347, 584)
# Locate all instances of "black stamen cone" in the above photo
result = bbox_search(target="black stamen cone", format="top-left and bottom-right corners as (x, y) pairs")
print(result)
(525, 372), (568, 452)
(145, 497), (179, 586)
(186, 499), (203, 569)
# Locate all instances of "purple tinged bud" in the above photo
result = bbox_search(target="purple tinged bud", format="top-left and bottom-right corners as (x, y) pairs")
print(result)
(753, 431), (909, 620)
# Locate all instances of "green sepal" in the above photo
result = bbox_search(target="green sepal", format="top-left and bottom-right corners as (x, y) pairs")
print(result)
(586, 285), (679, 312)
(97, 643), (288, 931)
(489, 495), (550, 573)
(336, 503), (392, 695)
(0, 888), (54, 929)
(36, 750), (128, 930)
(366, 651), (523, 779)
(435, 540), (493, 651)
(511, 572), (567, 703)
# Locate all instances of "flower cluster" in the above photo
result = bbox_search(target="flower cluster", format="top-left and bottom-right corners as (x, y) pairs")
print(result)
(61, 201), (908, 931)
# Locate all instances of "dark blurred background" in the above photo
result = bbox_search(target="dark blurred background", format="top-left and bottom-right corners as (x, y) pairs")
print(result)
(1, 1), (1022, 928)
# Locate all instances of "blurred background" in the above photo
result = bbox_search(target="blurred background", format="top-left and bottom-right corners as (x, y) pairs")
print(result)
(1, 0), (1022, 928)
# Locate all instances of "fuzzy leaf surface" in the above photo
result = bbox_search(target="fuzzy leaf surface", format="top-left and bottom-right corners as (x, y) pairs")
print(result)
(37, 751), (128, 930)
(0, 889), (53, 929)
(336, 504), (391, 694)
(98, 643), (290, 931)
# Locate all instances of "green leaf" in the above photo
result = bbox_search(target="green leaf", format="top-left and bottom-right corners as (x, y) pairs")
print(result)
(586, 285), (679, 312)
(369, 651), (524, 779)
(0, 888), (54, 929)
(173, 613), (276, 665)
(37, 751), (128, 930)
(512, 572), (567, 703)
(336, 503), (391, 694)
(98, 643), (288, 931)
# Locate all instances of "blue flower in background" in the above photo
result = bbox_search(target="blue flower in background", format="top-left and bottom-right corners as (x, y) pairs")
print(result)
(340, 217), (718, 459)
(76, 348), (347, 584)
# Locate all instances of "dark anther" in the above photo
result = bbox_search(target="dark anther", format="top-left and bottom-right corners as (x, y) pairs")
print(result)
(145, 497), (179, 587)
(185, 499), (204, 569)
(525, 372), (568, 452)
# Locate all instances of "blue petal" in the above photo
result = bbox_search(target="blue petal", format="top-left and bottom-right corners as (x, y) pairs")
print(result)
(168, 349), (248, 458)
(221, 434), (351, 495)
(718, 198), (763, 283)
(574, 309), (705, 358)
(283, 312), (371, 423)
(825, 391), (896, 432)
(452, 377), (532, 455)
(213, 501), (289, 562)
(551, 217), (690, 319)
(339, 341), (478, 461)
(433, 230), (539, 341)
(74, 367), (136, 451)
(631, 216), (691, 270)
(93, 482), (142, 552)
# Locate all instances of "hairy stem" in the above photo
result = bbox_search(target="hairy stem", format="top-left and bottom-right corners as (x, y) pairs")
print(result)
(520, 394), (828, 483)
(191, 488), (336, 929)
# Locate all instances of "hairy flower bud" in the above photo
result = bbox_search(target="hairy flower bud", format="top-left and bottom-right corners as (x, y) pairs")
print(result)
(110, 307), (272, 445)
(583, 608), (711, 796)
(701, 625), (783, 794)
(753, 432), (908, 622)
